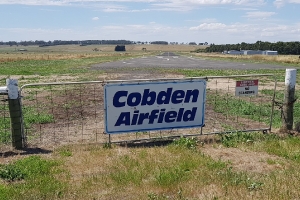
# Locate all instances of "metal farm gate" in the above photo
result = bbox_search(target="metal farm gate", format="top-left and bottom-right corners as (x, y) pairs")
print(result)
(1, 74), (277, 148)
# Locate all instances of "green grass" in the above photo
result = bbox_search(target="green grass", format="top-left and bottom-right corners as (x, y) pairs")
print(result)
(252, 135), (300, 163)
(261, 89), (300, 126)
(23, 106), (54, 126)
(2, 137), (300, 199)
(219, 132), (300, 163)
(0, 56), (133, 76)
(190, 53), (300, 68)
(78, 143), (260, 198)
(208, 92), (281, 128)
(0, 156), (67, 200)
(180, 68), (282, 78)
(219, 132), (257, 148)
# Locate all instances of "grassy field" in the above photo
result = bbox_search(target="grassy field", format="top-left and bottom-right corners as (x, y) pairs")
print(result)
(0, 44), (300, 199)
(191, 52), (300, 66)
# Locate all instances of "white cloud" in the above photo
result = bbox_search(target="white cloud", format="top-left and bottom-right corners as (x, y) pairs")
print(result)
(262, 25), (288, 32)
(92, 17), (99, 20)
(0, 0), (266, 8)
(103, 7), (150, 12)
(190, 23), (227, 31)
(0, 0), (270, 13)
(103, 8), (124, 12)
(1, 21), (300, 44)
(244, 11), (276, 19)
(274, 0), (300, 7)
(189, 21), (300, 43)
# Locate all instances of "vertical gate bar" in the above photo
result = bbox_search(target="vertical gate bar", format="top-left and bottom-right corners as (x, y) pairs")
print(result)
(49, 85), (56, 143)
(93, 84), (97, 142)
(269, 76), (277, 132)
(226, 80), (229, 120)
(79, 84), (84, 142)
(258, 92), (262, 128)
(213, 79), (218, 132)
(64, 84), (70, 143)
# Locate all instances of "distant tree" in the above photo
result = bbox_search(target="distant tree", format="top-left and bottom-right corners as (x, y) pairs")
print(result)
(151, 41), (168, 45)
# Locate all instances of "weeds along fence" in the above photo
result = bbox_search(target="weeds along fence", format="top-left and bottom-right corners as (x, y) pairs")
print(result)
(0, 74), (277, 148)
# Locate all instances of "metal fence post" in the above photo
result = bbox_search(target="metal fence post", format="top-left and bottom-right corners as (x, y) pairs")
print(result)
(282, 69), (297, 130)
(7, 79), (24, 149)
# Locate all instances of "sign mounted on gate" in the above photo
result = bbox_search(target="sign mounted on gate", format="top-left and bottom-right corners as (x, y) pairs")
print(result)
(235, 80), (259, 96)
(104, 80), (206, 134)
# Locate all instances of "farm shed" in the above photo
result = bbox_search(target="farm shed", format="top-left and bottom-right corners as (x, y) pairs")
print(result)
(243, 50), (263, 55)
(263, 51), (278, 55)
(227, 50), (243, 55)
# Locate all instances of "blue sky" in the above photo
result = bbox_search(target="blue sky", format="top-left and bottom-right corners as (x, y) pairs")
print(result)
(0, 0), (299, 44)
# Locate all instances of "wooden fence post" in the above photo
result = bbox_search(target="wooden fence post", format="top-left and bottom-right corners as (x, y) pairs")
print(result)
(7, 79), (24, 149)
(282, 69), (297, 130)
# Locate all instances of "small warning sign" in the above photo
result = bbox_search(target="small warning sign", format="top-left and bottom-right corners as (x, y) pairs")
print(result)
(235, 80), (258, 96)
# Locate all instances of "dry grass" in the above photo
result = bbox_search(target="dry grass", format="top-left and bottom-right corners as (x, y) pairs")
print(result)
(0, 44), (201, 63)
(0, 51), (134, 62)
(193, 52), (300, 65)
(47, 139), (300, 200)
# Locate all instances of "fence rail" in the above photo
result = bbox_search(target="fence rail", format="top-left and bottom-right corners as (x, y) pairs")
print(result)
(1, 74), (277, 148)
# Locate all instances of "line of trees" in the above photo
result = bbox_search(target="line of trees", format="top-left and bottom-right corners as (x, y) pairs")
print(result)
(0, 40), (211, 47)
(202, 41), (300, 55)
(150, 41), (168, 45)
(0, 40), (134, 47)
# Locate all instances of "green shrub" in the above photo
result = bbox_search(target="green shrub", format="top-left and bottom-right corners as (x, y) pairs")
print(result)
(172, 137), (198, 149)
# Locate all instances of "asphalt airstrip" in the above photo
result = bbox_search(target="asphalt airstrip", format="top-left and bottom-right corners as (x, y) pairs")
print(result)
(91, 52), (288, 71)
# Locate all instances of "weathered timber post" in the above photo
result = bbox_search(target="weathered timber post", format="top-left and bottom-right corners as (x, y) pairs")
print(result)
(282, 69), (297, 130)
(7, 79), (24, 149)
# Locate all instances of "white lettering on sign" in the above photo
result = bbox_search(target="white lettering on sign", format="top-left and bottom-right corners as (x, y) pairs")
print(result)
(104, 80), (206, 134)
(235, 79), (259, 96)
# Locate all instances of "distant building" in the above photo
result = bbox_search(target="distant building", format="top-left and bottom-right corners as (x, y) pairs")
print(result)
(225, 50), (278, 55)
(243, 50), (263, 55)
(263, 51), (278, 55)
(227, 50), (243, 55)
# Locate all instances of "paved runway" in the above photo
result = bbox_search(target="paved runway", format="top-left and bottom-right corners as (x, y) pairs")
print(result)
(91, 52), (288, 71)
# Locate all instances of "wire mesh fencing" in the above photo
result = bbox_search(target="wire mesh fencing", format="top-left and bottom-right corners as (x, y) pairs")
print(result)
(19, 75), (276, 147)
(0, 94), (11, 151)
(202, 75), (277, 135)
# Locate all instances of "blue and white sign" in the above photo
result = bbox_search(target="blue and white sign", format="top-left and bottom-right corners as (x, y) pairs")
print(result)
(104, 80), (206, 134)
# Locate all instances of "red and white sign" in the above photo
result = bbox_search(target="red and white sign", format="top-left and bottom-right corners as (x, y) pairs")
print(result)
(235, 80), (258, 96)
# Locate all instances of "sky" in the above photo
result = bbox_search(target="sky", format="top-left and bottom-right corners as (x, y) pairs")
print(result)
(0, 0), (300, 44)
